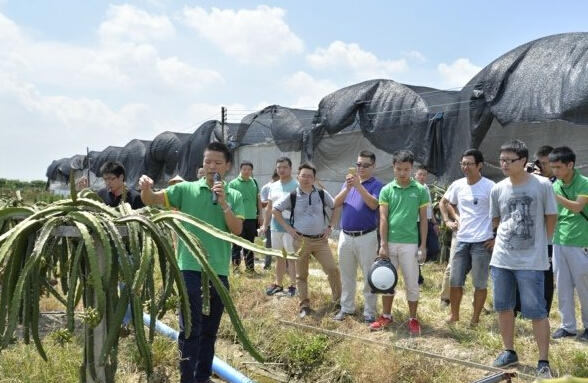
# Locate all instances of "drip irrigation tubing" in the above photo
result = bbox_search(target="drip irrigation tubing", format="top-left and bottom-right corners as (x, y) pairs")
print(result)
(278, 319), (536, 382)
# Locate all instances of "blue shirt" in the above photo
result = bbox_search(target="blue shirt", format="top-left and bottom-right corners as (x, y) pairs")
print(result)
(268, 179), (298, 232)
(340, 177), (383, 231)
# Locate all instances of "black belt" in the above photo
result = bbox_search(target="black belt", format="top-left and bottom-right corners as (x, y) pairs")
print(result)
(296, 232), (323, 239)
(342, 227), (376, 237)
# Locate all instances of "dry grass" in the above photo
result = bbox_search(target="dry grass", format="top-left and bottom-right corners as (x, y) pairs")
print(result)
(2, 238), (588, 382)
(225, 240), (588, 382)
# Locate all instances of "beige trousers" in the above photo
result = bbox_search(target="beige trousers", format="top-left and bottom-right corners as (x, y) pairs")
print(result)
(294, 236), (342, 308)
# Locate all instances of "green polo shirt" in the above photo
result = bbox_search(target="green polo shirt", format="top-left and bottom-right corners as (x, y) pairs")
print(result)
(228, 175), (259, 219)
(164, 178), (244, 276)
(379, 178), (430, 244)
(553, 169), (588, 247)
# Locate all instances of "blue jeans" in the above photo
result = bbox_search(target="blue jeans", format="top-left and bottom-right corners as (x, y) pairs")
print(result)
(491, 266), (547, 320)
(178, 270), (229, 383)
(450, 241), (491, 289)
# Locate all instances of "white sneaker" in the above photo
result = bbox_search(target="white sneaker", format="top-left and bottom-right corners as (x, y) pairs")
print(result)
(537, 362), (552, 379)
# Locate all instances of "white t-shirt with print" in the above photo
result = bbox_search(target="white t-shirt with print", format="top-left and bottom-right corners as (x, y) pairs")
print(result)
(446, 176), (495, 243)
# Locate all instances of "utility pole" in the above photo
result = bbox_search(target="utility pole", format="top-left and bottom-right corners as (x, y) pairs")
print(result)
(86, 146), (90, 185)
(221, 106), (226, 143)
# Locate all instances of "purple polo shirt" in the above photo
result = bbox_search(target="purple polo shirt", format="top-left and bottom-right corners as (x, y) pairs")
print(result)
(340, 176), (383, 231)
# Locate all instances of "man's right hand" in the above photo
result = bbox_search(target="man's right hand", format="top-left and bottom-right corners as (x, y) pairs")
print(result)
(138, 175), (154, 191)
(75, 176), (89, 190)
(343, 174), (353, 190)
(378, 245), (389, 259)
(287, 226), (301, 240)
(345, 174), (360, 190)
(446, 219), (460, 232)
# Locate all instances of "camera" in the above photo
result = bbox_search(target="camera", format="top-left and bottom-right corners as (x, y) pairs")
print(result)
(526, 159), (543, 174)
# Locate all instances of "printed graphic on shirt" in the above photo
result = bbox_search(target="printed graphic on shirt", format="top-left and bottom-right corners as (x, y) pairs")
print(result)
(503, 193), (534, 250)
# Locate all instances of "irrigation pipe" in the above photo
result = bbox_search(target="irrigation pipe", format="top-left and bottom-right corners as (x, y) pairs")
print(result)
(117, 307), (256, 383)
(279, 319), (536, 382)
(140, 313), (256, 383)
(43, 310), (256, 382)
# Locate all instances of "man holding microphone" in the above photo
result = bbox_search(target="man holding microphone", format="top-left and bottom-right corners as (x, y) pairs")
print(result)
(139, 142), (244, 383)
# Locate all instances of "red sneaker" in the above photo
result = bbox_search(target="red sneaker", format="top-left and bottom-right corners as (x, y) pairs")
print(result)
(369, 315), (392, 331)
(408, 318), (421, 335)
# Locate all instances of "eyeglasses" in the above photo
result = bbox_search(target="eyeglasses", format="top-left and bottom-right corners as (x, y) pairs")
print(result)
(356, 162), (374, 168)
(459, 162), (476, 167)
(103, 176), (118, 182)
(498, 157), (522, 165)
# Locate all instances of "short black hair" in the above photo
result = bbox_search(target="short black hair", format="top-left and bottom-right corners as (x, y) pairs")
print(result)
(276, 156), (292, 167)
(100, 161), (125, 181)
(358, 150), (376, 163)
(392, 149), (414, 165)
(206, 142), (232, 163)
(500, 140), (528, 164)
(240, 160), (253, 169)
(298, 162), (316, 176)
(415, 164), (428, 172)
(535, 145), (554, 159)
(462, 149), (484, 165)
(548, 146), (576, 166)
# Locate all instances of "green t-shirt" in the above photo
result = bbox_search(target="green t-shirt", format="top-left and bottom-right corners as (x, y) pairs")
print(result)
(553, 169), (588, 247)
(228, 176), (258, 219)
(379, 178), (430, 244)
(164, 178), (244, 276)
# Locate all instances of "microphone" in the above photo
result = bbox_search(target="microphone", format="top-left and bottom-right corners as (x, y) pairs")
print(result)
(212, 172), (220, 205)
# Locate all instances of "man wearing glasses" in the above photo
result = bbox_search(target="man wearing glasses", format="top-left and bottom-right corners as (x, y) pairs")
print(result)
(98, 161), (144, 209)
(272, 163), (341, 317)
(439, 149), (495, 326)
(489, 140), (557, 379)
(332, 150), (383, 324)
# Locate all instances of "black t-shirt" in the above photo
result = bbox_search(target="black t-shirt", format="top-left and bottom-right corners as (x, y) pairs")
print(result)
(97, 187), (144, 210)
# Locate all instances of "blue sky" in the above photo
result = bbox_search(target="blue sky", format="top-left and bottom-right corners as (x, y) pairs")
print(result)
(2, 0), (588, 180)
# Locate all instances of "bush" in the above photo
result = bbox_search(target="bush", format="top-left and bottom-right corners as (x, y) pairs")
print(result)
(286, 334), (330, 378)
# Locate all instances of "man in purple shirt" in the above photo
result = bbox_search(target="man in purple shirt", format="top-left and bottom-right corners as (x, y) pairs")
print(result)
(332, 150), (384, 323)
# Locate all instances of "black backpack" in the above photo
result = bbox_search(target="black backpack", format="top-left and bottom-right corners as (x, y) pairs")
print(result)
(288, 188), (330, 226)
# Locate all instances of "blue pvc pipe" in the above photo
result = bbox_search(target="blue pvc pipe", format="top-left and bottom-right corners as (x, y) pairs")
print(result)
(141, 312), (257, 383)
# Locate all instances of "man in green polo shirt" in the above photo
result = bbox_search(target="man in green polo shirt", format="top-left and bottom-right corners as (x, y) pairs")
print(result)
(371, 149), (429, 335)
(229, 160), (263, 273)
(548, 146), (588, 342)
(139, 142), (244, 383)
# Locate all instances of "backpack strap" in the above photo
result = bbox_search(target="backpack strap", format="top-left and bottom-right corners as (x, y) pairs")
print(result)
(289, 189), (297, 225)
(289, 188), (329, 226)
(252, 178), (260, 215)
(318, 189), (328, 224)
(560, 187), (588, 222)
